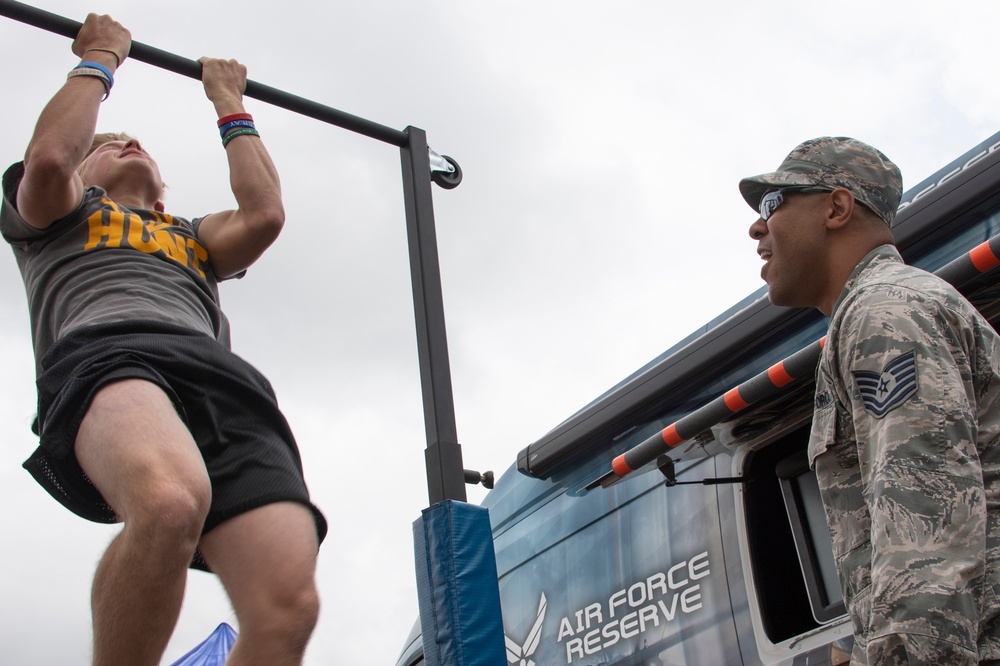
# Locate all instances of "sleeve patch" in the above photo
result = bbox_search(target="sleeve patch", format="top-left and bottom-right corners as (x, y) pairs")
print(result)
(852, 350), (918, 418)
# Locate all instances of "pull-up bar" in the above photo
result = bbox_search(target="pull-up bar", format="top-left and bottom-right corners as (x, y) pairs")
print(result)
(0, 0), (469, 504)
(0, 0), (410, 147)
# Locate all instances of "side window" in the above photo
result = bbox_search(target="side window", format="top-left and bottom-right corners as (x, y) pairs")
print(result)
(741, 425), (846, 643)
(775, 445), (846, 623)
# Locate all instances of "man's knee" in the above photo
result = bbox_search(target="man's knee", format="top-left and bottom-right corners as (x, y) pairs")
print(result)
(124, 478), (211, 554)
(248, 577), (321, 647)
(287, 581), (321, 640)
(275, 576), (320, 634)
(147, 479), (211, 532)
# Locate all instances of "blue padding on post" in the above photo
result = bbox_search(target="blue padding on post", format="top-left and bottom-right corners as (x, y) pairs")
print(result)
(413, 500), (506, 666)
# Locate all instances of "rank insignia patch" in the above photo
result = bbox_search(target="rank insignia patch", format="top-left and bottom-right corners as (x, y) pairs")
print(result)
(852, 349), (917, 418)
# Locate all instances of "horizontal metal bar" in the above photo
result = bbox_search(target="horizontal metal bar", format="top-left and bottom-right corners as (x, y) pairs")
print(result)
(0, 0), (408, 147)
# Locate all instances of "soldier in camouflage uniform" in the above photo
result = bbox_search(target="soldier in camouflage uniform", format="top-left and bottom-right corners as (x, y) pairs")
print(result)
(741, 137), (1000, 665)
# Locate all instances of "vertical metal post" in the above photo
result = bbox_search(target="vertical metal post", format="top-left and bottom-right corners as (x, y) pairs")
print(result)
(403, 130), (504, 666)
(400, 126), (467, 504)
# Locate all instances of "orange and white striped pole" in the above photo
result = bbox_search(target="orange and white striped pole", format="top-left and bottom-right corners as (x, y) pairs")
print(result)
(590, 233), (1000, 490)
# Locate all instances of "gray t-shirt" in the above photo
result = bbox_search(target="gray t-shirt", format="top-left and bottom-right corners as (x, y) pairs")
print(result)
(1, 162), (233, 374)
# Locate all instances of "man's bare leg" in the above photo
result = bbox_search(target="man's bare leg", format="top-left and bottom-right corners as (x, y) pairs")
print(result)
(199, 502), (320, 666)
(75, 379), (212, 666)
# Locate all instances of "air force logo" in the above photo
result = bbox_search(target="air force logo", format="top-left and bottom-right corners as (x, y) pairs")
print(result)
(506, 593), (546, 666)
(852, 350), (918, 418)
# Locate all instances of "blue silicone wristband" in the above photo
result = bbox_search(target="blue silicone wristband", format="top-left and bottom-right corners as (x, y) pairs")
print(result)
(77, 61), (114, 89)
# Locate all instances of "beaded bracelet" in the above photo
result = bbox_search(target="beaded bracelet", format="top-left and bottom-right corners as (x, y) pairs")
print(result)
(219, 119), (256, 138)
(222, 127), (260, 148)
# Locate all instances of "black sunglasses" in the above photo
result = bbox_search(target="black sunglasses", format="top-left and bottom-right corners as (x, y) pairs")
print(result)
(759, 187), (832, 221)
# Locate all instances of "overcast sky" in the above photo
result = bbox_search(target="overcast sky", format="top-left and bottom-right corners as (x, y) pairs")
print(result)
(1, 1), (999, 664)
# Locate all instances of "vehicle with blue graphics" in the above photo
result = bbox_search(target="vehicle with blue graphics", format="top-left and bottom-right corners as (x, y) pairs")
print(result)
(396, 131), (1000, 666)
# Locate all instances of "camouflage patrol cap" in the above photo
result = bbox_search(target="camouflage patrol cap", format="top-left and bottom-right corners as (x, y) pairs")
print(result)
(739, 137), (903, 226)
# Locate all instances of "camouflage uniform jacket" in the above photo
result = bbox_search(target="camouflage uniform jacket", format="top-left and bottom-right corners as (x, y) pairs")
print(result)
(809, 244), (1000, 665)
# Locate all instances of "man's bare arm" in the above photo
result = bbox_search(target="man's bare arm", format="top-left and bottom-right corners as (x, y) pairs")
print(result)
(195, 58), (285, 279)
(17, 14), (130, 230)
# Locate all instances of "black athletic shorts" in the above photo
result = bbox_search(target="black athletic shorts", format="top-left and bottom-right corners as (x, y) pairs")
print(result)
(23, 320), (327, 571)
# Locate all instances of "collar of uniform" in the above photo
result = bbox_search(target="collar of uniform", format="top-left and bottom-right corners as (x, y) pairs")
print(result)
(829, 244), (902, 319)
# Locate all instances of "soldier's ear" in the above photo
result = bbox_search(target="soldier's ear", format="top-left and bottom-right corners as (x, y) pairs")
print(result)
(825, 188), (855, 231)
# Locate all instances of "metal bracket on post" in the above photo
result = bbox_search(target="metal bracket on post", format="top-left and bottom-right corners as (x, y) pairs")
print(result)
(399, 126), (467, 504)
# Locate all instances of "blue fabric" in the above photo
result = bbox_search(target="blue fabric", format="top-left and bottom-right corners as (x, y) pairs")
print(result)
(414, 500), (506, 666)
(170, 623), (238, 666)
